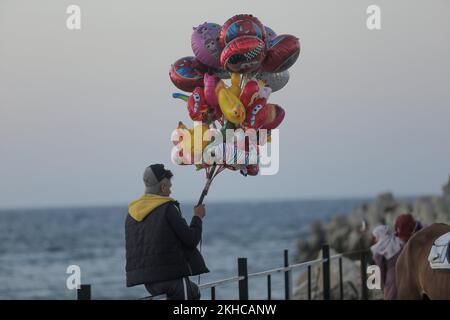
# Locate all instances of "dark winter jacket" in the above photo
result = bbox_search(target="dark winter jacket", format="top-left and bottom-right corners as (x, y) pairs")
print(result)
(125, 194), (209, 287)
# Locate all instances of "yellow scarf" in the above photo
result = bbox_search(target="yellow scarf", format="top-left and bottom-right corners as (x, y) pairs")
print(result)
(128, 194), (174, 222)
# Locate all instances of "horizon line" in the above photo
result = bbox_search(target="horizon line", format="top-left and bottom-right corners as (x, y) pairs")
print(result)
(0, 192), (437, 212)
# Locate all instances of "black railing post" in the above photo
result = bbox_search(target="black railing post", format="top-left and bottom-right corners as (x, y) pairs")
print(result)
(211, 287), (216, 300)
(77, 284), (91, 300)
(322, 245), (331, 300)
(307, 265), (312, 300)
(284, 249), (291, 300)
(360, 250), (368, 300)
(267, 275), (271, 300)
(339, 257), (344, 300)
(238, 258), (248, 300)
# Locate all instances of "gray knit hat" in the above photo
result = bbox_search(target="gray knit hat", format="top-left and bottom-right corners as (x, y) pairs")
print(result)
(143, 164), (173, 188)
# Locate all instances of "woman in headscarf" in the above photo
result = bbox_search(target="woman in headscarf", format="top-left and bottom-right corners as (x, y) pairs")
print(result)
(394, 213), (421, 242)
(370, 225), (405, 300)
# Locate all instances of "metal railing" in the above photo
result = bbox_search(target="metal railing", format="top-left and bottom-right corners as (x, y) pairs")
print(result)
(76, 245), (370, 300)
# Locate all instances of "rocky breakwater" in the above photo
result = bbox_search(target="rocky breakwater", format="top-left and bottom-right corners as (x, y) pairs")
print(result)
(293, 177), (450, 299)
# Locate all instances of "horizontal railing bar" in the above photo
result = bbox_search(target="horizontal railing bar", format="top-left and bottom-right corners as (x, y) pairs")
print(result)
(248, 266), (288, 278)
(287, 258), (326, 271)
(199, 276), (245, 290)
(249, 258), (327, 279)
(329, 254), (343, 260)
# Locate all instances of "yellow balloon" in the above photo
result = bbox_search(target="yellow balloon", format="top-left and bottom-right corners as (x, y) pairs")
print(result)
(218, 87), (246, 125)
(229, 73), (242, 97)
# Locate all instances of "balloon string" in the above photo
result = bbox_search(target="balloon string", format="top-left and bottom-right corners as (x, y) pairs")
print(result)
(213, 165), (225, 179)
(196, 161), (227, 285)
(196, 164), (218, 286)
(197, 164), (216, 206)
(196, 163), (227, 286)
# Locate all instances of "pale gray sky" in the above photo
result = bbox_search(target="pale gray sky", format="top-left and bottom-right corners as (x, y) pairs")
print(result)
(1, 0), (449, 208)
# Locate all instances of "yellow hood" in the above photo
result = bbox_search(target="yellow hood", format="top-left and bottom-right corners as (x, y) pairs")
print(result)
(128, 194), (175, 222)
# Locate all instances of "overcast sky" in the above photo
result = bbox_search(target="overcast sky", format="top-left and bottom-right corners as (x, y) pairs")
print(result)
(1, 0), (449, 209)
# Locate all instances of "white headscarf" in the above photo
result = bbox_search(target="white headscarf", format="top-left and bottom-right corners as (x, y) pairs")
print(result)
(370, 225), (404, 260)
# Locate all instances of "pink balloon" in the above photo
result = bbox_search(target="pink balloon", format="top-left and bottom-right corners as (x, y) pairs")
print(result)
(203, 73), (220, 107)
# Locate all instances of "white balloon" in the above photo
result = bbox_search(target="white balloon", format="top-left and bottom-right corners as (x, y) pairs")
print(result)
(254, 70), (290, 92)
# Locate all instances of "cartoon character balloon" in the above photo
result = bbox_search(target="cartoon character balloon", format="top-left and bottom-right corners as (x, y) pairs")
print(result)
(173, 87), (222, 123)
(186, 87), (209, 121)
(191, 22), (223, 69)
(244, 98), (268, 129)
(169, 56), (206, 92)
(262, 34), (300, 72)
(219, 14), (266, 47)
(216, 81), (246, 125)
(220, 36), (266, 73)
